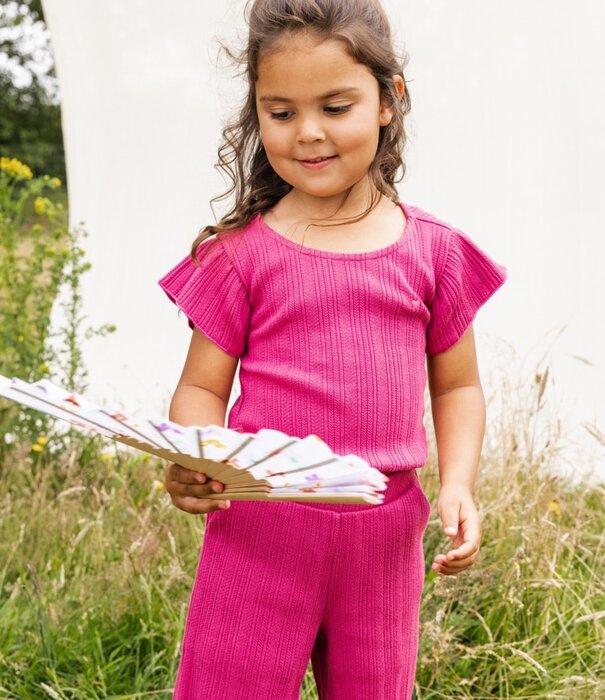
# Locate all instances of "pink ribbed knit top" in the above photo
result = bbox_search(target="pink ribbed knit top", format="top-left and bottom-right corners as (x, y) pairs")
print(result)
(158, 201), (507, 474)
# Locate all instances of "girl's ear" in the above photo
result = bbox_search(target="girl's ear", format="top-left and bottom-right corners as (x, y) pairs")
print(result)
(379, 75), (405, 126)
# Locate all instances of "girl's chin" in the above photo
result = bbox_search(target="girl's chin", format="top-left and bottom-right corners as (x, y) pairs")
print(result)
(292, 178), (370, 198)
(289, 187), (356, 200)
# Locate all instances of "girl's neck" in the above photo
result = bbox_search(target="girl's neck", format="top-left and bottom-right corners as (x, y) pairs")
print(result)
(280, 176), (381, 227)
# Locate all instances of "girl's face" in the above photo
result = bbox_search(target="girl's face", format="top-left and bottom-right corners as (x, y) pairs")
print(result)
(255, 34), (398, 207)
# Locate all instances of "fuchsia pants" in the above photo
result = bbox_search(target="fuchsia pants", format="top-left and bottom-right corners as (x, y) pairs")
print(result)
(173, 468), (431, 699)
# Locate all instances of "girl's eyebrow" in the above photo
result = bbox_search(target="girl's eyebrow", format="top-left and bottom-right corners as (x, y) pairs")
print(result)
(258, 87), (360, 103)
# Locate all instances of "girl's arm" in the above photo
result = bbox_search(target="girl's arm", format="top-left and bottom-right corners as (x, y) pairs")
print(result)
(426, 324), (485, 575)
(166, 327), (239, 514)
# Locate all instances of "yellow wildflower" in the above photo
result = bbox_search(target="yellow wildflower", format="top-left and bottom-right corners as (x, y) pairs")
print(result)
(151, 479), (165, 493)
(100, 452), (113, 462)
(36, 436), (49, 446)
(0, 157), (33, 180)
(31, 444), (44, 453)
(548, 499), (561, 516)
(17, 335), (24, 343)
(34, 196), (52, 216)
(49, 177), (62, 189)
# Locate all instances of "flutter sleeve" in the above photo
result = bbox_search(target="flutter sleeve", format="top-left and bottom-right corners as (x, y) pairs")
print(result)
(158, 236), (251, 358)
(425, 228), (508, 355)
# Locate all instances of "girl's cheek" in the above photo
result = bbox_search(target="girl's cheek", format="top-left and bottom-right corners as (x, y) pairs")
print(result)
(262, 132), (290, 156)
(257, 119), (274, 145)
(346, 124), (380, 151)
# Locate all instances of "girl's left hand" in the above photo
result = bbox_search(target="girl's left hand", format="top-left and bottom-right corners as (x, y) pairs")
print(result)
(432, 483), (481, 576)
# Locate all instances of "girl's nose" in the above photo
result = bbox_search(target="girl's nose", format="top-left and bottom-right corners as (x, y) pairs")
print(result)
(296, 117), (326, 143)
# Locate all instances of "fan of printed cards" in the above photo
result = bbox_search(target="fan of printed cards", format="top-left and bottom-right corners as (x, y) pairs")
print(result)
(0, 374), (388, 504)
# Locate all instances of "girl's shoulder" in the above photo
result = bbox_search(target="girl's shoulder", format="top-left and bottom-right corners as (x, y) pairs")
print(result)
(403, 202), (507, 288)
(404, 202), (461, 243)
(403, 202), (465, 268)
(197, 216), (260, 279)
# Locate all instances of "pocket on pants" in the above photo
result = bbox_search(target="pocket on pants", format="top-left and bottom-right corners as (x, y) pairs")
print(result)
(367, 470), (432, 538)
(412, 471), (432, 528)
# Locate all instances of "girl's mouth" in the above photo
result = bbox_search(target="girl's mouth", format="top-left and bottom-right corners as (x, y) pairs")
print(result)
(298, 156), (337, 169)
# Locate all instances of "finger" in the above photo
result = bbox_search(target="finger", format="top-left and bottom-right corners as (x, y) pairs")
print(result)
(175, 496), (231, 515)
(435, 551), (478, 569)
(170, 480), (226, 499)
(434, 559), (476, 576)
(432, 554), (477, 575)
(433, 554), (476, 571)
(458, 512), (481, 543)
(434, 543), (479, 566)
(440, 505), (460, 538)
(446, 516), (481, 553)
(433, 544), (479, 569)
(167, 462), (209, 486)
(443, 539), (480, 561)
(167, 465), (226, 495)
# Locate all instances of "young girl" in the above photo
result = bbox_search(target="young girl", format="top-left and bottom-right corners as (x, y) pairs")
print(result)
(158, 0), (507, 697)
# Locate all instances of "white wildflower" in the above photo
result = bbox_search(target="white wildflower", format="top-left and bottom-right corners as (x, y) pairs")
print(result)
(40, 683), (62, 700)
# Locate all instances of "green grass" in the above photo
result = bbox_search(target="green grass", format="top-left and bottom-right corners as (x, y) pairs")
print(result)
(0, 441), (190, 699)
(416, 463), (604, 699)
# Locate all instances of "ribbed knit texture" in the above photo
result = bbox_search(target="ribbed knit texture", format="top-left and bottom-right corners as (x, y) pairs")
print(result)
(172, 469), (431, 699)
(158, 201), (508, 474)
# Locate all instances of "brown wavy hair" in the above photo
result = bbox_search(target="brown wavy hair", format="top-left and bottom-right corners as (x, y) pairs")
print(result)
(191, 0), (412, 261)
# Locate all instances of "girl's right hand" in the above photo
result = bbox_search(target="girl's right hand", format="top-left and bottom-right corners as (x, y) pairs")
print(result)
(165, 462), (231, 514)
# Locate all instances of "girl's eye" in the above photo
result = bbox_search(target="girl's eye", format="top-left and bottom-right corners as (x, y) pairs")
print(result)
(325, 104), (352, 115)
(270, 111), (292, 120)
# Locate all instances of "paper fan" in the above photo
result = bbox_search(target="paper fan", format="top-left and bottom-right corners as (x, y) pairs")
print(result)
(0, 374), (388, 504)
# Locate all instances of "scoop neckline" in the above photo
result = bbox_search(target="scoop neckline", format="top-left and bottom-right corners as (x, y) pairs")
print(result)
(256, 201), (414, 260)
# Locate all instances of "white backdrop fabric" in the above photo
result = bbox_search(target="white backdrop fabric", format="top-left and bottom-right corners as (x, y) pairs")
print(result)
(42, 0), (604, 477)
